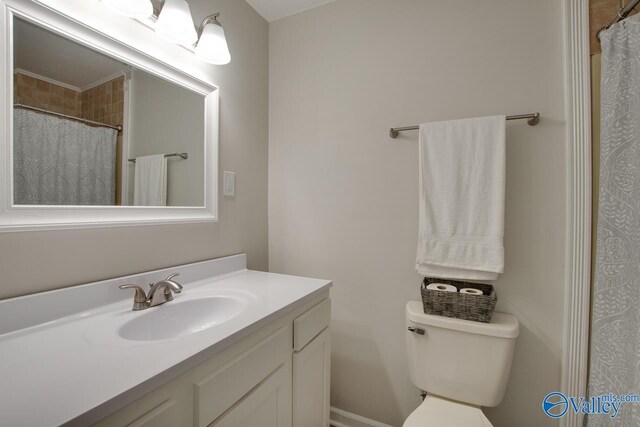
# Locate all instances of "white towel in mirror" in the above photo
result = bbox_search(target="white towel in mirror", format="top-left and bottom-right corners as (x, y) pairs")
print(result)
(133, 154), (167, 206)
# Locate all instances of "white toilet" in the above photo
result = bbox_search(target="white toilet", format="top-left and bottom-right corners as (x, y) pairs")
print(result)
(404, 301), (519, 427)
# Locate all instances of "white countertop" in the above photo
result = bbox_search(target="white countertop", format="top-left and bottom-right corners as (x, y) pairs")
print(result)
(0, 255), (331, 426)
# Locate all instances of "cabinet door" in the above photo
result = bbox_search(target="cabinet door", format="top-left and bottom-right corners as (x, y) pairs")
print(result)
(210, 363), (292, 427)
(195, 327), (291, 427)
(293, 327), (331, 427)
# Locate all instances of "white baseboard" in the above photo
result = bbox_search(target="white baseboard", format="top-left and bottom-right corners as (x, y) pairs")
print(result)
(330, 407), (397, 427)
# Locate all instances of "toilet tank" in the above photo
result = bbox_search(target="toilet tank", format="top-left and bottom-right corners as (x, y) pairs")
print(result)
(405, 301), (519, 407)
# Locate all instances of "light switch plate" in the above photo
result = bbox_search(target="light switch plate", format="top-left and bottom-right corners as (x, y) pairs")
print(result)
(223, 171), (235, 196)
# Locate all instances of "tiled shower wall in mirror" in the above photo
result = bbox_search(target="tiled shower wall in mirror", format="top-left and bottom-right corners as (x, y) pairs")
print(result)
(14, 72), (82, 116)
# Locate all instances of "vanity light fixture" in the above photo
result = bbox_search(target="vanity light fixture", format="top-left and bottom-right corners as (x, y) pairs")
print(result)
(195, 14), (231, 65)
(100, 0), (153, 19)
(155, 0), (198, 45)
(101, 0), (231, 64)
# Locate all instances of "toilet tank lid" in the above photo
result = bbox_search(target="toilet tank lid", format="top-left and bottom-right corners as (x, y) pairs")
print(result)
(406, 301), (519, 339)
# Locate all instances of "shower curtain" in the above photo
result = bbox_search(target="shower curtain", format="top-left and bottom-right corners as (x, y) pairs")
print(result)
(13, 109), (117, 205)
(588, 14), (640, 426)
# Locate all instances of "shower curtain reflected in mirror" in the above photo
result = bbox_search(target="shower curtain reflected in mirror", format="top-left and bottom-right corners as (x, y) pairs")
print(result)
(588, 14), (640, 426)
(13, 108), (117, 205)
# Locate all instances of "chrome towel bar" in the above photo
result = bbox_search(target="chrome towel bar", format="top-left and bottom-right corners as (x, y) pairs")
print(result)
(128, 153), (188, 164)
(389, 112), (540, 138)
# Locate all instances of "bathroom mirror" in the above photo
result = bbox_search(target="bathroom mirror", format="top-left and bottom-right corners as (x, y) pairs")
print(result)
(0, 0), (219, 230)
(13, 18), (204, 207)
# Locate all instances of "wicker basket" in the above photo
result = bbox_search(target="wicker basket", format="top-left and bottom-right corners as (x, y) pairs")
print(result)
(420, 277), (497, 323)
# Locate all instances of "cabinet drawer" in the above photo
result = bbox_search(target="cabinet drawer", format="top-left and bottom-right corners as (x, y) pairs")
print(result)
(293, 298), (331, 351)
(194, 326), (290, 427)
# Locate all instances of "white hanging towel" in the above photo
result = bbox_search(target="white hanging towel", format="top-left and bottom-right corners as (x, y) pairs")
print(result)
(133, 154), (167, 206)
(416, 115), (506, 281)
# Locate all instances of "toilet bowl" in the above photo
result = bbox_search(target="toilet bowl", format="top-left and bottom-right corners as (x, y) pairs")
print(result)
(404, 395), (492, 427)
(403, 301), (519, 426)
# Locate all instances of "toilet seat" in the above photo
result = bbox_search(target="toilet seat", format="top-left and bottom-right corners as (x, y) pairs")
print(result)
(403, 395), (493, 427)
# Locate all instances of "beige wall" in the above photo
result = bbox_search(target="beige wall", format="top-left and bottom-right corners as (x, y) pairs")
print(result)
(269, 1), (566, 426)
(127, 69), (205, 207)
(0, 0), (269, 299)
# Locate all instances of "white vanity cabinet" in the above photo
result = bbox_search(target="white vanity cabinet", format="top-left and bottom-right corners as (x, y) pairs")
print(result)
(91, 294), (331, 427)
(293, 329), (331, 427)
(292, 299), (332, 427)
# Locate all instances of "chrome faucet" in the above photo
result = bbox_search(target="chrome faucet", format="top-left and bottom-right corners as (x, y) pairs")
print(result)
(119, 273), (183, 311)
(118, 284), (149, 311)
(147, 273), (183, 307)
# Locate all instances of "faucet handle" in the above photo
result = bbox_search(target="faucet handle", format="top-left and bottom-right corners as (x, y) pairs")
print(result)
(119, 284), (149, 311)
(119, 284), (147, 301)
(164, 273), (183, 291)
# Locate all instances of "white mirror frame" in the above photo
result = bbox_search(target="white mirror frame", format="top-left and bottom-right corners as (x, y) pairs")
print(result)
(0, 0), (219, 232)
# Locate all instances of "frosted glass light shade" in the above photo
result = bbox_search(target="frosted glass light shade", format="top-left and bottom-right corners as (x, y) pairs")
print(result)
(155, 0), (198, 45)
(100, 0), (153, 19)
(195, 22), (231, 65)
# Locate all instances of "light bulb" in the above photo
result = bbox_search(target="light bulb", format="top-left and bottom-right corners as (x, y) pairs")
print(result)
(155, 0), (198, 45)
(195, 18), (231, 65)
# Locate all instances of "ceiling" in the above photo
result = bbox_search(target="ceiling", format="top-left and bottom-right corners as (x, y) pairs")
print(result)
(13, 18), (129, 90)
(245, 0), (337, 22)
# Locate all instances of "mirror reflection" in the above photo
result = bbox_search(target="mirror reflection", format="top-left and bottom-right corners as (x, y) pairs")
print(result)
(12, 17), (205, 207)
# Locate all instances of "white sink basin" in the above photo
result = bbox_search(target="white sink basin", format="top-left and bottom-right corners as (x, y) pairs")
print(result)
(119, 296), (248, 341)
